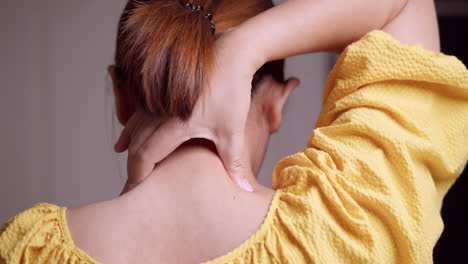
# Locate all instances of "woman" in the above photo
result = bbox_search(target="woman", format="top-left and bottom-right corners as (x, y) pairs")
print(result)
(1, 0), (467, 263)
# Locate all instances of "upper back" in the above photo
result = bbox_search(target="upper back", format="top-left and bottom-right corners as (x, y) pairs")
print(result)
(66, 180), (275, 264)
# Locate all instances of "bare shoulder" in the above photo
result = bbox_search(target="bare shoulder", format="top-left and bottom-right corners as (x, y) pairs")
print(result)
(66, 200), (129, 263)
(382, 0), (440, 52)
(65, 184), (275, 264)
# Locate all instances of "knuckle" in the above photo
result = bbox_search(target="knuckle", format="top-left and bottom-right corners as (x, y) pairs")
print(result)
(231, 158), (243, 170)
(128, 145), (146, 161)
(135, 147), (148, 161)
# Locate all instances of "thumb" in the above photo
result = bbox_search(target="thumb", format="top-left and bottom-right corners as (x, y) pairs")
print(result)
(114, 112), (142, 152)
(126, 118), (188, 186)
(216, 133), (253, 192)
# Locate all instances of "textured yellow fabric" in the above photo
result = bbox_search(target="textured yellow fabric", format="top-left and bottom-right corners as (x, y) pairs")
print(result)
(1, 30), (467, 264)
(0, 203), (96, 264)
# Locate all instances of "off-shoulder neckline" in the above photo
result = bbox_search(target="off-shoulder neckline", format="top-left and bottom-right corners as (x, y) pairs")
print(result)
(58, 206), (103, 263)
(57, 190), (283, 264)
(50, 29), (416, 264)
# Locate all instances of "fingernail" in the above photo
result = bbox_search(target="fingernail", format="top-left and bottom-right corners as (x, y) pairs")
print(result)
(239, 178), (253, 192)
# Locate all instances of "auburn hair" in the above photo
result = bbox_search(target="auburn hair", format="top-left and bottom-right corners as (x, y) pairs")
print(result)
(114, 0), (284, 120)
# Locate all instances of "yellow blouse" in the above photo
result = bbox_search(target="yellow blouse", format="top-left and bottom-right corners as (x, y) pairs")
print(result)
(1, 30), (467, 264)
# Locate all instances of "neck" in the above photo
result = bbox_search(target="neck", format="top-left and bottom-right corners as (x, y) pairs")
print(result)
(120, 139), (266, 200)
(68, 140), (275, 263)
(102, 140), (274, 263)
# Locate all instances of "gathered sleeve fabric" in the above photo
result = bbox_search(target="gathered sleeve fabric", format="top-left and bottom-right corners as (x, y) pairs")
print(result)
(1, 30), (467, 264)
(267, 30), (468, 263)
(0, 203), (96, 264)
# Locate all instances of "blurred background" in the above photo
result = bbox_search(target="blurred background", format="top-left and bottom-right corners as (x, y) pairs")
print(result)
(0, 0), (466, 262)
(432, 1), (468, 263)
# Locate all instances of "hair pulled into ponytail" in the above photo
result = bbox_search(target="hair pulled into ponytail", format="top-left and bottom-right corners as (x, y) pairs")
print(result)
(114, 0), (283, 120)
(116, 0), (216, 120)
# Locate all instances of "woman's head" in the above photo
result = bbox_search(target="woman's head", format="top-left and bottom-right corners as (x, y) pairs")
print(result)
(109, 0), (299, 175)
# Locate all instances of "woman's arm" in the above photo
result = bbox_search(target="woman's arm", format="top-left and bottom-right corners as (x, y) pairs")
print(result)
(382, 0), (439, 52)
(230, 0), (438, 68)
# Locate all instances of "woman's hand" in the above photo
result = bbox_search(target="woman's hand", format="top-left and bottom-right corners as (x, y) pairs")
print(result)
(115, 28), (261, 193)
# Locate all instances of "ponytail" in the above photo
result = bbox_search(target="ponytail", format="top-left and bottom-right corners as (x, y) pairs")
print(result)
(114, 0), (283, 120)
(115, 0), (215, 120)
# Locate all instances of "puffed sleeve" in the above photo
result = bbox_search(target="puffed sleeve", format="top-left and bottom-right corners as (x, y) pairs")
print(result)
(0, 203), (95, 264)
(271, 30), (468, 263)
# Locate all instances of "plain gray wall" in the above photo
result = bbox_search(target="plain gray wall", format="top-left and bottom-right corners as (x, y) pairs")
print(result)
(0, 0), (332, 223)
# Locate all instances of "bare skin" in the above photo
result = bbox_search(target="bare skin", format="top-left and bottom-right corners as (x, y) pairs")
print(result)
(67, 141), (275, 263)
(67, 76), (299, 263)
(67, 0), (439, 263)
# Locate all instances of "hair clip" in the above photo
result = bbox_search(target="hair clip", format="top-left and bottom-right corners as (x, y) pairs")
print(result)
(184, 2), (215, 34)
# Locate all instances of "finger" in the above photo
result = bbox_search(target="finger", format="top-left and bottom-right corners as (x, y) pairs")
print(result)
(119, 178), (142, 195)
(127, 115), (163, 153)
(114, 112), (142, 153)
(119, 180), (130, 196)
(216, 133), (253, 192)
(125, 117), (166, 185)
(126, 118), (188, 185)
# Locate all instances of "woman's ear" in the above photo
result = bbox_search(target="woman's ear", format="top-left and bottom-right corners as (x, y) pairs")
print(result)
(108, 65), (135, 125)
(265, 77), (300, 133)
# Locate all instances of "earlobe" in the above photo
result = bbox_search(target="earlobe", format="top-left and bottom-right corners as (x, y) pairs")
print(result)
(268, 106), (282, 134)
(108, 65), (135, 125)
(267, 77), (300, 134)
